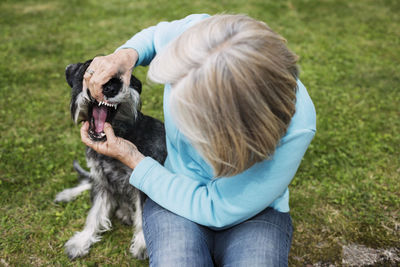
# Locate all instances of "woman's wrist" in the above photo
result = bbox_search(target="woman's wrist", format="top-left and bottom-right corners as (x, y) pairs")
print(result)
(121, 147), (145, 170)
(113, 48), (138, 68)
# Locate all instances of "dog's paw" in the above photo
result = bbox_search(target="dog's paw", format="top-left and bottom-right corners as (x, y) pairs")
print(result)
(130, 231), (148, 260)
(54, 189), (76, 203)
(54, 181), (91, 203)
(65, 231), (97, 259)
(115, 208), (133, 225)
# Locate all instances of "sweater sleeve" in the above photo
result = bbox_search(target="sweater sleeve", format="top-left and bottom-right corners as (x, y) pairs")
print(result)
(130, 128), (315, 229)
(116, 14), (210, 66)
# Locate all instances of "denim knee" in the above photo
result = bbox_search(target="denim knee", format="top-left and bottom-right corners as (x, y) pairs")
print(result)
(142, 198), (214, 267)
(214, 208), (293, 267)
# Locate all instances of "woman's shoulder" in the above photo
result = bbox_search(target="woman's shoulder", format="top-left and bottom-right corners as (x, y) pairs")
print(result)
(153, 14), (211, 53)
(287, 79), (317, 134)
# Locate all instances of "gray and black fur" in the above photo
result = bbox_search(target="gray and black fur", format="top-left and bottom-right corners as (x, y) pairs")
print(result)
(55, 59), (167, 260)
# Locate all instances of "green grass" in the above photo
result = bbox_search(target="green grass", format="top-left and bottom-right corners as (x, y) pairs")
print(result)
(0, 0), (399, 266)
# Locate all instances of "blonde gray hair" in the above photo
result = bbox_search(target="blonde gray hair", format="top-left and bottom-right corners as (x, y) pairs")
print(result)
(148, 14), (299, 177)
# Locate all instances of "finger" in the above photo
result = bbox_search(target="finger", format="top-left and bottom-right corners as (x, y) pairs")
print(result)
(80, 122), (105, 153)
(121, 70), (133, 86)
(80, 121), (93, 147)
(82, 79), (88, 93)
(103, 123), (116, 140)
(91, 66), (115, 85)
(88, 71), (116, 102)
(83, 69), (99, 100)
(84, 58), (100, 82)
(87, 72), (104, 101)
(85, 58), (106, 101)
(83, 73), (92, 90)
(83, 66), (93, 94)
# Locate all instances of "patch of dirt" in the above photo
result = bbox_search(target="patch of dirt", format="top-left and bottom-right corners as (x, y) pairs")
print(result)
(342, 244), (400, 266)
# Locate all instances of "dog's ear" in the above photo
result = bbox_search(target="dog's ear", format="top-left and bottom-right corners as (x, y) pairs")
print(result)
(65, 59), (93, 88)
(65, 63), (80, 88)
(130, 75), (142, 95)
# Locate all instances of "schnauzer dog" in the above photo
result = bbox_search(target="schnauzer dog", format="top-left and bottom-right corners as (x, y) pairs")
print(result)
(55, 59), (167, 260)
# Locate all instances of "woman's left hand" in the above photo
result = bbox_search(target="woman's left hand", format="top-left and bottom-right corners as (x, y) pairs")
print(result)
(80, 121), (145, 169)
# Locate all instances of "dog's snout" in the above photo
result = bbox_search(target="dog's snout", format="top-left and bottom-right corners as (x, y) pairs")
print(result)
(103, 78), (122, 98)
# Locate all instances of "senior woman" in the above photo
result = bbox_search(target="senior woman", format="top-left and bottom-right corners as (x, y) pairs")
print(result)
(80, 14), (316, 266)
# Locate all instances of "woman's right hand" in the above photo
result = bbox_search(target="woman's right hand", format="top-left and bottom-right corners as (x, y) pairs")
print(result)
(83, 48), (139, 102)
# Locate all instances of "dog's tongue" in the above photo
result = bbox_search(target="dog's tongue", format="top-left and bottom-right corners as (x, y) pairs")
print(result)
(92, 106), (108, 133)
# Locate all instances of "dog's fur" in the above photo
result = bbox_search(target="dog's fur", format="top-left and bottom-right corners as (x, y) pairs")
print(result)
(55, 59), (167, 260)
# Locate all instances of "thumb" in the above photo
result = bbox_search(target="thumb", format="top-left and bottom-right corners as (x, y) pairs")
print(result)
(82, 79), (88, 91)
(122, 71), (132, 86)
(103, 123), (116, 140)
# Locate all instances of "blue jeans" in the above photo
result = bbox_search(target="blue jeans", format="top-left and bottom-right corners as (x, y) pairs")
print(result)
(142, 198), (293, 267)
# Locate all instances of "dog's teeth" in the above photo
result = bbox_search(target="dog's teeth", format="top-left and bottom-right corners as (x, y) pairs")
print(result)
(98, 101), (117, 108)
(100, 132), (106, 137)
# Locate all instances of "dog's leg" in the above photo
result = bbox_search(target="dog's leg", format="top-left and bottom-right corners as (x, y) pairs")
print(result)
(54, 160), (91, 203)
(130, 192), (148, 260)
(54, 179), (91, 203)
(65, 190), (115, 259)
(73, 160), (90, 179)
(115, 202), (134, 225)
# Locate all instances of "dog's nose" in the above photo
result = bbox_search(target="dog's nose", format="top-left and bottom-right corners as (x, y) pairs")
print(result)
(102, 78), (122, 98)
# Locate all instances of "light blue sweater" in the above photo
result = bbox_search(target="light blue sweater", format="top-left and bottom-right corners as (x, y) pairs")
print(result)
(118, 14), (316, 229)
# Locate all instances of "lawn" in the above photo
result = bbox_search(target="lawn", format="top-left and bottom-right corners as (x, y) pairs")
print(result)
(0, 0), (399, 266)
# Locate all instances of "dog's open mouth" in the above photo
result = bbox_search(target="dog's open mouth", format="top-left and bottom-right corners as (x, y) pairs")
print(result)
(88, 100), (118, 141)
